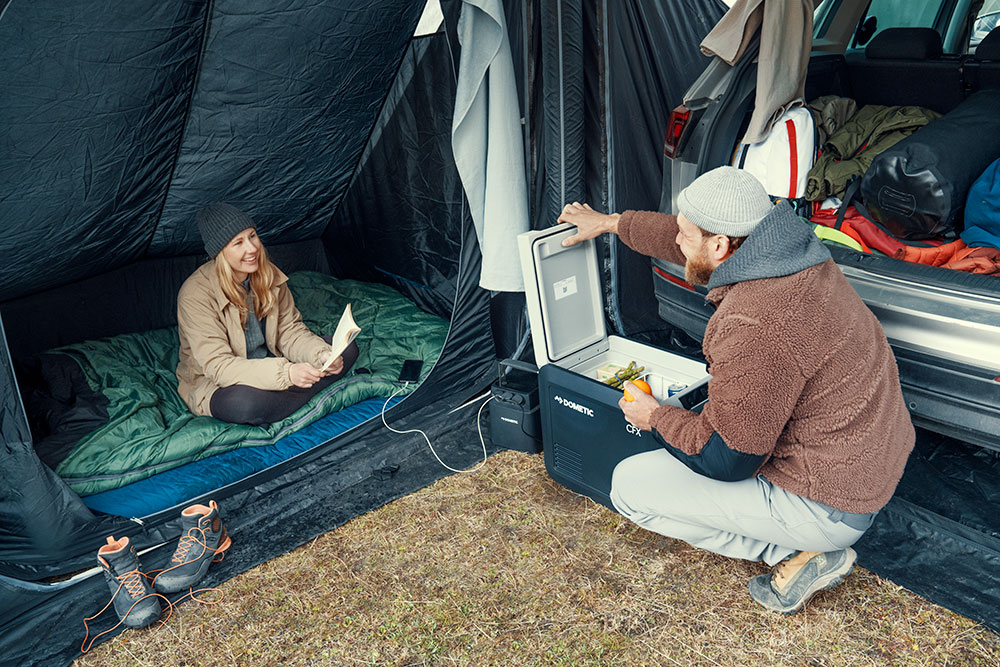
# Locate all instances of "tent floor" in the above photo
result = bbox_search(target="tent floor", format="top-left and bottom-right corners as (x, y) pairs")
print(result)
(5, 396), (499, 667)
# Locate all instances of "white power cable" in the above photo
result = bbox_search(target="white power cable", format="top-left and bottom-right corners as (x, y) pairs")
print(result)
(381, 384), (493, 473)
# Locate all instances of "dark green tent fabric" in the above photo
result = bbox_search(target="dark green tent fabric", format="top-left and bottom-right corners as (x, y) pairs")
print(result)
(42, 273), (448, 496)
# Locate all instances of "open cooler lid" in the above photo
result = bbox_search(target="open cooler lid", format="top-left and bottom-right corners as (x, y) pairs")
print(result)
(517, 223), (607, 368)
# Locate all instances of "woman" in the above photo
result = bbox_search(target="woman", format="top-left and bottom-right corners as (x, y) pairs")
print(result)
(176, 202), (358, 425)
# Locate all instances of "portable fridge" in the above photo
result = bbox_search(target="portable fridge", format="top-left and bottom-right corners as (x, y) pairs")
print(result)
(517, 223), (711, 510)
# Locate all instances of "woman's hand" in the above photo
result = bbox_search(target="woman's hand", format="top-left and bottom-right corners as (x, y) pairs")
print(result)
(288, 362), (324, 388)
(322, 355), (344, 376)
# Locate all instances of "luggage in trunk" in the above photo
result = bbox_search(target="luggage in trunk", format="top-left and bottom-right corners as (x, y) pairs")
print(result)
(861, 89), (1000, 240)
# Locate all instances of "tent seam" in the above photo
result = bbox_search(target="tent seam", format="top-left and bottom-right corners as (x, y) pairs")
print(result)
(140, 0), (216, 259)
(319, 9), (428, 243)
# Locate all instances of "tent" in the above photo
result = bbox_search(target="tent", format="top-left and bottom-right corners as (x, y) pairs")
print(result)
(0, 2), (508, 663)
(2, 1), (998, 664)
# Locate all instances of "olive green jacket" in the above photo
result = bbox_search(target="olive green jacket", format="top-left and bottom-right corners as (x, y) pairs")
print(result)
(176, 263), (330, 416)
(805, 104), (940, 202)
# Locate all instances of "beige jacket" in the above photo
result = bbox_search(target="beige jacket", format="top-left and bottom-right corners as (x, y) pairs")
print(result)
(176, 263), (331, 416)
(698, 0), (814, 145)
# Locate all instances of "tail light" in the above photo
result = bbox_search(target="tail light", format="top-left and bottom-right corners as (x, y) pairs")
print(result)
(663, 104), (691, 159)
(653, 265), (695, 292)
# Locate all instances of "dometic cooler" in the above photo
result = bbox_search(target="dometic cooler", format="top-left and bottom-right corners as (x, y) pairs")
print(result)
(518, 223), (710, 510)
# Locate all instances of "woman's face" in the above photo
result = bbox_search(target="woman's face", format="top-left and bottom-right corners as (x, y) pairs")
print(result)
(222, 227), (262, 281)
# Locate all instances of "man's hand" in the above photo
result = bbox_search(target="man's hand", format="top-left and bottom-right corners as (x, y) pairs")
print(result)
(618, 381), (660, 431)
(322, 355), (344, 376)
(557, 202), (621, 247)
(289, 362), (323, 388)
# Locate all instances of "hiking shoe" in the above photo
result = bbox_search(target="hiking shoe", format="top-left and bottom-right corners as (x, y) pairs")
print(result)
(748, 547), (857, 614)
(153, 500), (231, 594)
(97, 536), (162, 629)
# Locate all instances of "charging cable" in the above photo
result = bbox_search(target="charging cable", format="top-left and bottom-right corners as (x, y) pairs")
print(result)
(381, 383), (493, 473)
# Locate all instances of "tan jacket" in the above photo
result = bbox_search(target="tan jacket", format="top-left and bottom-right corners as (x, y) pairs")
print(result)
(698, 0), (813, 145)
(176, 263), (331, 416)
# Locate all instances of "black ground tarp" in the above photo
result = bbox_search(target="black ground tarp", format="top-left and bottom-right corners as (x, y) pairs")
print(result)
(856, 429), (1000, 633)
(3, 398), (501, 667)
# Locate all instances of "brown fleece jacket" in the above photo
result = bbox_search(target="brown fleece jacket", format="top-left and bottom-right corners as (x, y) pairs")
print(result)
(618, 206), (915, 513)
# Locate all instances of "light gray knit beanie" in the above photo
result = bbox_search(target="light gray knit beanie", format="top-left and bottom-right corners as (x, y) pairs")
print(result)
(676, 166), (773, 237)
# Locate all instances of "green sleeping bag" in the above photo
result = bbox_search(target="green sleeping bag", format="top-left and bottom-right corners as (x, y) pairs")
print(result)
(47, 273), (448, 496)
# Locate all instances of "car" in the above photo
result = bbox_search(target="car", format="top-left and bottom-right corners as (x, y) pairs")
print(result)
(972, 9), (1000, 49)
(655, 0), (1000, 451)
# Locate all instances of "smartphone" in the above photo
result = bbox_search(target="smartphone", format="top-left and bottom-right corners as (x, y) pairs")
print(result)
(398, 359), (424, 383)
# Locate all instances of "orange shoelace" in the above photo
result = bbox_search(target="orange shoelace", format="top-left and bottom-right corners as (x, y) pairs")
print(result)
(169, 529), (203, 563)
(117, 567), (149, 599)
(81, 540), (228, 654)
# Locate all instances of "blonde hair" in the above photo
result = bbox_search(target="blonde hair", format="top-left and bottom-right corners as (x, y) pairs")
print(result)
(214, 241), (277, 329)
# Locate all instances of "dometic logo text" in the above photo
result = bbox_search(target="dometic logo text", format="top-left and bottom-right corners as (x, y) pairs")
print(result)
(553, 395), (595, 417)
(500, 416), (519, 425)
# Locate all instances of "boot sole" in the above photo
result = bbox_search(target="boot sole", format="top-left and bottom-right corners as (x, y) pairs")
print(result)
(120, 601), (163, 629)
(776, 563), (856, 616)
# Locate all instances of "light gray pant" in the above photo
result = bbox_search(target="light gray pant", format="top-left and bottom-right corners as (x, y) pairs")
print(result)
(610, 450), (869, 566)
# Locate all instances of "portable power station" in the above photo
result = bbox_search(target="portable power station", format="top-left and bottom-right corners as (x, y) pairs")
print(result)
(489, 358), (542, 454)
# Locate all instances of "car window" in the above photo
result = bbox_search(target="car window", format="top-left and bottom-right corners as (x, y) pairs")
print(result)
(970, 0), (1000, 51)
(850, 0), (943, 50)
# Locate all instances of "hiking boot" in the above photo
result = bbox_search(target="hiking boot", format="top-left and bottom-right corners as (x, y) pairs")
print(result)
(153, 500), (231, 594)
(97, 536), (162, 629)
(748, 547), (857, 614)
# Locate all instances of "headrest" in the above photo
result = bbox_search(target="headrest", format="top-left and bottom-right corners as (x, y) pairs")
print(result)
(865, 27), (943, 60)
(976, 27), (1000, 61)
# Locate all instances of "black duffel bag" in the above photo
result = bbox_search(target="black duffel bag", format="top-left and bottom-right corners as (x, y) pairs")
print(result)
(861, 89), (1000, 240)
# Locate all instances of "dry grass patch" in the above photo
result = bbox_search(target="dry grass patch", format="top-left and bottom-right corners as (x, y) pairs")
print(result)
(78, 450), (1000, 666)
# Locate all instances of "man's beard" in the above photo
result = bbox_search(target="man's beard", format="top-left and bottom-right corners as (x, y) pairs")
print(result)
(684, 249), (715, 286)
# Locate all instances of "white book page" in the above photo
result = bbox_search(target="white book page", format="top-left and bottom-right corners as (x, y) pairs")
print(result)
(320, 303), (361, 371)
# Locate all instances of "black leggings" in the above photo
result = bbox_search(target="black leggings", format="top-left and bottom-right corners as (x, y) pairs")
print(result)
(209, 340), (359, 426)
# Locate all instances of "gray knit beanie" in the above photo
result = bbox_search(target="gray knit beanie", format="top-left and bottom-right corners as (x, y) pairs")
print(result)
(676, 166), (773, 237)
(196, 203), (255, 258)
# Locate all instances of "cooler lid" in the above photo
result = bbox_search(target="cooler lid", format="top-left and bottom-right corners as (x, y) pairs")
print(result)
(517, 223), (607, 367)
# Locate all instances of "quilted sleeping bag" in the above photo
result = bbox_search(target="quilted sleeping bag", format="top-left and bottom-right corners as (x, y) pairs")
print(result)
(30, 273), (449, 496)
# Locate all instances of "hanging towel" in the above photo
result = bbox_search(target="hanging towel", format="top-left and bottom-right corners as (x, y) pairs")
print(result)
(699, 0), (814, 145)
(452, 0), (530, 292)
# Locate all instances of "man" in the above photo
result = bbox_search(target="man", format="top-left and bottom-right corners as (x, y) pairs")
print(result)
(558, 166), (914, 614)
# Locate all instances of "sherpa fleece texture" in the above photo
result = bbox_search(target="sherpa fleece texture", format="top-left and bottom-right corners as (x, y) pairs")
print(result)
(618, 203), (915, 513)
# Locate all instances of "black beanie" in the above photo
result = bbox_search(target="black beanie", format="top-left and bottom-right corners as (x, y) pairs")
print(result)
(196, 203), (255, 258)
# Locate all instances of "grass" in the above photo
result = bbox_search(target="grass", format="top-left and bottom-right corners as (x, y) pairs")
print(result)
(77, 449), (1000, 666)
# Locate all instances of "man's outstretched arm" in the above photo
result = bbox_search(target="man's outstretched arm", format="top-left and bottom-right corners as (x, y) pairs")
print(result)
(557, 203), (686, 265)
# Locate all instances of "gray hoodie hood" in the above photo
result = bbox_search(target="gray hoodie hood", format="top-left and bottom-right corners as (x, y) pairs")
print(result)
(706, 201), (830, 290)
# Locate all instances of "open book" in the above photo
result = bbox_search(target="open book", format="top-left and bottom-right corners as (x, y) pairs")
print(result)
(320, 303), (361, 372)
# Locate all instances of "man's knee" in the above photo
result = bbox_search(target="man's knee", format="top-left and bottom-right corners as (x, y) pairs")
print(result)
(610, 452), (655, 517)
(611, 449), (706, 519)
